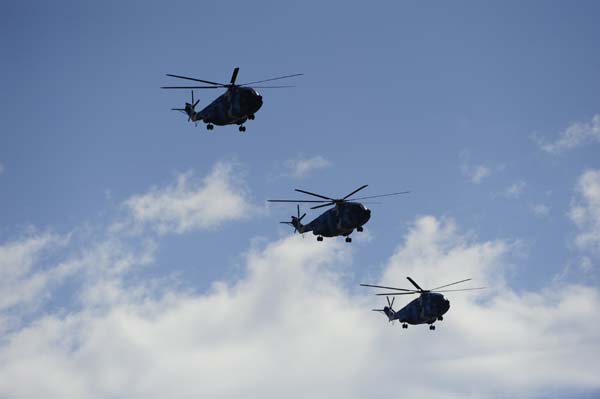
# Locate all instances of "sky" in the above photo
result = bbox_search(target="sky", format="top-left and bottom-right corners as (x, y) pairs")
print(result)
(1, 1), (600, 398)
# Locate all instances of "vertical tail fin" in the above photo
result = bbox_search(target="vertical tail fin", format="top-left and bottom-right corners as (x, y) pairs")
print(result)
(383, 306), (396, 322)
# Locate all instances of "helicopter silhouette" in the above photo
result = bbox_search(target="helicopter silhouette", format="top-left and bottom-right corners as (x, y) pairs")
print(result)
(268, 185), (409, 243)
(361, 277), (484, 330)
(162, 67), (302, 132)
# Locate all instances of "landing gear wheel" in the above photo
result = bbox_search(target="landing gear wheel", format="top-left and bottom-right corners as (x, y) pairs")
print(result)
(248, 114), (255, 120)
(429, 325), (436, 331)
(357, 226), (364, 232)
(239, 126), (246, 132)
(345, 237), (352, 243)
(402, 323), (408, 329)
(317, 236), (323, 242)
(437, 316), (444, 321)
(206, 124), (214, 130)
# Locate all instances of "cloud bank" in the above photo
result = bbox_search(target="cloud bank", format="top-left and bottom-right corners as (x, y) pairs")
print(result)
(1, 216), (599, 398)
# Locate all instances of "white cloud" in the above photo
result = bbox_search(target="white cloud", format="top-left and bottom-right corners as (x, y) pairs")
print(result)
(505, 180), (526, 198)
(459, 151), (500, 185)
(531, 203), (550, 217)
(124, 162), (258, 234)
(0, 232), (68, 313)
(461, 163), (491, 184)
(0, 230), (156, 333)
(539, 114), (600, 154)
(580, 256), (593, 274)
(569, 169), (600, 256)
(1, 216), (599, 398)
(284, 155), (331, 179)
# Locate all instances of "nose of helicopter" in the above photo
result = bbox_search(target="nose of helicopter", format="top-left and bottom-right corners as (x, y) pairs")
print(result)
(252, 92), (263, 111)
(363, 208), (371, 223)
(442, 299), (450, 314)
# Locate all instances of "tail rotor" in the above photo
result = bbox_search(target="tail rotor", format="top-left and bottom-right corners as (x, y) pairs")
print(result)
(279, 205), (306, 234)
(372, 296), (396, 323)
(172, 90), (200, 122)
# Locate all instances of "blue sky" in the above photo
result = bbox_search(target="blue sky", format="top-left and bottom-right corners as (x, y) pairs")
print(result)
(1, 1), (600, 398)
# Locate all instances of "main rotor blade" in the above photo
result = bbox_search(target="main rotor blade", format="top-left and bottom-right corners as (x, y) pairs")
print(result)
(350, 191), (411, 201)
(267, 199), (328, 203)
(161, 86), (222, 89)
(171, 108), (186, 111)
(406, 277), (424, 291)
(311, 202), (335, 210)
(343, 185), (368, 200)
(230, 67), (239, 85)
(433, 287), (486, 293)
(248, 85), (296, 88)
(165, 74), (223, 86)
(294, 189), (334, 201)
(238, 73), (303, 86)
(430, 278), (472, 291)
(376, 292), (418, 296)
(360, 283), (415, 292)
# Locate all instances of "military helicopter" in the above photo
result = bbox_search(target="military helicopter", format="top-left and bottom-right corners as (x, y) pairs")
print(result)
(162, 67), (302, 132)
(268, 185), (409, 243)
(361, 277), (484, 330)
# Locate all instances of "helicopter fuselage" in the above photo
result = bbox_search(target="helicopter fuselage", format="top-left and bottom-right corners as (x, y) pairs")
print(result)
(364, 276), (479, 330)
(197, 87), (263, 126)
(270, 184), (406, 243)
(302, 202), (371, 237)
(164, 67), (301, 131)
(393, 292), (450, 325)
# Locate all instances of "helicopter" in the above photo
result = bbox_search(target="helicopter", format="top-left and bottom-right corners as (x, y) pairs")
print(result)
(360, 277), (484, 330)
(162, 67), (302, 132)
(268, 185), (409, 243)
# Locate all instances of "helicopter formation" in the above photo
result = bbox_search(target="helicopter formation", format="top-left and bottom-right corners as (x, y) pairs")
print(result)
(162, 66), (483, 332)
